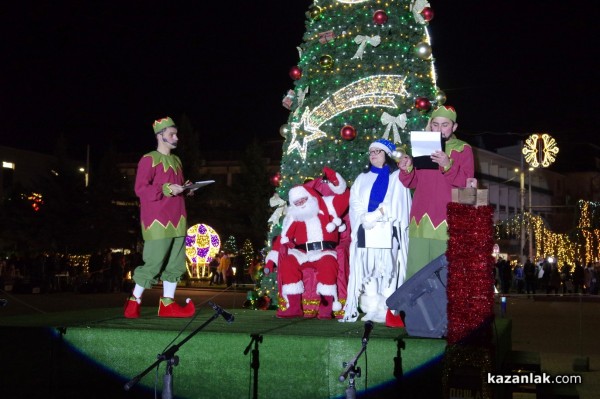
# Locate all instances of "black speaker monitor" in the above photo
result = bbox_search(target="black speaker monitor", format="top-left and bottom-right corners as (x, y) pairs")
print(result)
(386, 254), (448, 338)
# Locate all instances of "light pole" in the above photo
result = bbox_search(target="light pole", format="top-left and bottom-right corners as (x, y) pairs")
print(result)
(528, 167), (534, 260)
(517, 167), (526, 264)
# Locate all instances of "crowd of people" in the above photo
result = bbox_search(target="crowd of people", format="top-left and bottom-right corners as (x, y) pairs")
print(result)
(495, 256), (599, 296)
(0, 250), (141, 294)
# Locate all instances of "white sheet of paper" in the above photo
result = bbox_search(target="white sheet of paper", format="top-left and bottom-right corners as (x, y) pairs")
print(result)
(184, 180), (215, 191)
(410, 131), (442, 157)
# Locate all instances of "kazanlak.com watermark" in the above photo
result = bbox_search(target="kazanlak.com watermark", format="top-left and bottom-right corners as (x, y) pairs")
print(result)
(487, 372), (582, 384)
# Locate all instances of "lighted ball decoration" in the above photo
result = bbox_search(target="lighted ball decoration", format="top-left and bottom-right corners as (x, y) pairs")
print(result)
(373, 10), (388, 25)
(185, 224), (221, 273)
(421, 7), (434, 22)
(289, 66), (302, 80)
(415, 97), (431, 111)
(340, 125), (357, 141)
(319, 54), (334, 69)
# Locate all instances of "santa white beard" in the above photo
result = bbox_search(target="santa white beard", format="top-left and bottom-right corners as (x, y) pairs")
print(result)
(288, 195), (320, 221)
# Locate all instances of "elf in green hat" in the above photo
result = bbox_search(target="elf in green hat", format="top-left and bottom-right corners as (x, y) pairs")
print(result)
(124, 116), (196, 318)
(398, 106), (474, 279)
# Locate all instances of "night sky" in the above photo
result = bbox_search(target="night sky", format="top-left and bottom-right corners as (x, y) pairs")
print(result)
(1, 1), (597, 164)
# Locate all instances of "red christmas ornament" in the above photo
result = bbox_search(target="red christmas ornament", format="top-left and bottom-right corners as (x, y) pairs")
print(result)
(373, 10), (388, 25)
(421, 7), (434, 22)
(415, 97), (431, 111)
(270, 172), (281, 187)
(289, 66), (302, 80)
(340, 125), (357, 141)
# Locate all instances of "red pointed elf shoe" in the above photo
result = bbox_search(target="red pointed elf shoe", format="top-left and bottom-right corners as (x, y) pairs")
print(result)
(385, 309), (405, 328)
(158, 297), (196, 318)
(124, 296), (141, 319)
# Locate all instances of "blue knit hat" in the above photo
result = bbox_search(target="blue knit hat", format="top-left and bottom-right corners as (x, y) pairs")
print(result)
(369, 138), (396, 155)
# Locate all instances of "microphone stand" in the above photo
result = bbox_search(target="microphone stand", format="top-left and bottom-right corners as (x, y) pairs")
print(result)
(339, 340), (369, 399)
(124, 309), (223, 398)
(243, 334), (263, 399)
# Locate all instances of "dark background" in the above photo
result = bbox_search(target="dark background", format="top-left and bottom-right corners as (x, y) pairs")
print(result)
(1, 1), (597, 164)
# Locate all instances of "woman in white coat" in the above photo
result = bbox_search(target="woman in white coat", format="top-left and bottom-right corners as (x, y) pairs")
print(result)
(341, 139), (411, 324)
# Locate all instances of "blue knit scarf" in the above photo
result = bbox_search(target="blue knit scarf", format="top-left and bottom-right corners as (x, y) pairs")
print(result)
(368, 164), (389, 212)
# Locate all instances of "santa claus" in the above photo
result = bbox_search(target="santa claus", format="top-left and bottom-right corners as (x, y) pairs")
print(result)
(276, 167), (349, 319)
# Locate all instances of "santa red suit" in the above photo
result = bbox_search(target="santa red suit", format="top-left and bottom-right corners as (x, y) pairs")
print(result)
(277, 168), (349, 319)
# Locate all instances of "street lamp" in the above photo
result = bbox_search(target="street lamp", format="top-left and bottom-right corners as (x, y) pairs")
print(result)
(79, 167), (89, 187)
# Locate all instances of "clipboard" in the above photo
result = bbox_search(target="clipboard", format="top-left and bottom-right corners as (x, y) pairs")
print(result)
(410, 131), (446, 170)
(184, 180), (215, 191)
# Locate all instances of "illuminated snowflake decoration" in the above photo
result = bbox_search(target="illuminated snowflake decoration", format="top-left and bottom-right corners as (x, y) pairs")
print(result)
(522, 133), (559, 168)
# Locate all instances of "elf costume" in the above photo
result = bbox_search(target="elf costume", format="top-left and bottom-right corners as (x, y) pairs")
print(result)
(399, 106), (474, 280)
(124, 116), (195, 318)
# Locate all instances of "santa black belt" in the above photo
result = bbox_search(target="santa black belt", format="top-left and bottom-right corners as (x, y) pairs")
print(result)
(296, 241), (337, 251)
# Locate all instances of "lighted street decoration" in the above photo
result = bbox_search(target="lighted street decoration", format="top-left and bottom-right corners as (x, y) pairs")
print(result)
(185, 223), (221, 278)
(522, 133), (559, 168)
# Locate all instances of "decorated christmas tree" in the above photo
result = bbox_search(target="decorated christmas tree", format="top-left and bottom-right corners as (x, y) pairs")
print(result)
(270, 0), (443, 239)
(222, 235), (238, 255)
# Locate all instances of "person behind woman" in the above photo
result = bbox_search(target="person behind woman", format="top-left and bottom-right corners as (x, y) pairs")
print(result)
(342, 139), (412, 324)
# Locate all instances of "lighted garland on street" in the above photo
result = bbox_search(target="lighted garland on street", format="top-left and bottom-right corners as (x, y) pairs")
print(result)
(494, 200), (600, 266)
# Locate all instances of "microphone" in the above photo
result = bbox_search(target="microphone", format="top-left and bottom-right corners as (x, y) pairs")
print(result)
(208, 301), (234, 323)
(0, 299), (8, 307)
(160, 135), (177, 147)
(362, 320), (374, 344)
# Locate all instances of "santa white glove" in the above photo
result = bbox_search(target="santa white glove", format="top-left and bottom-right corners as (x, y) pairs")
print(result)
(362, 207), (384, 223)
(361, 208), (383, 230)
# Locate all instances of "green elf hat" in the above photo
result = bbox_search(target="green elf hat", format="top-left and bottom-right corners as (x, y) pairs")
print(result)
(152, 116), (176, 134)
(430, 105), (457, 122)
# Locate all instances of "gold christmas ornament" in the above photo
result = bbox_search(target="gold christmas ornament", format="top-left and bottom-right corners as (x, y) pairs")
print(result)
(279, 124), (291, 138)
(415, 42), (432, 59)
(435, 89), (447, 105)
(309, 6), (323, 20)
(319, 54), (334, 69)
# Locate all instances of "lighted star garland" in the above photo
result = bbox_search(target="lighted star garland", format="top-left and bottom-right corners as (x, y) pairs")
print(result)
(494, 200), (600, 266)
(287, 75), (410, 159)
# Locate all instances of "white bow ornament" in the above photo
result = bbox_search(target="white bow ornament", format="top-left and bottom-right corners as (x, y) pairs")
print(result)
(351, 35), (381, 60)
(267, 194), (287, 226)
(380, 112), (407, 143)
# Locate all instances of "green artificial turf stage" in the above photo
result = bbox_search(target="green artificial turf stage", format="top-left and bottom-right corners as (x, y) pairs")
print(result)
(0, 308), (511, 399)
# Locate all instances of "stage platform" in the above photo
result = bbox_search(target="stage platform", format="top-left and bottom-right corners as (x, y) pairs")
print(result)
(0, 306), (512, 399)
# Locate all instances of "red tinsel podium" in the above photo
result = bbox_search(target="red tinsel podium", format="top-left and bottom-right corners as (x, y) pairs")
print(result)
(442, 192), (496, 399)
